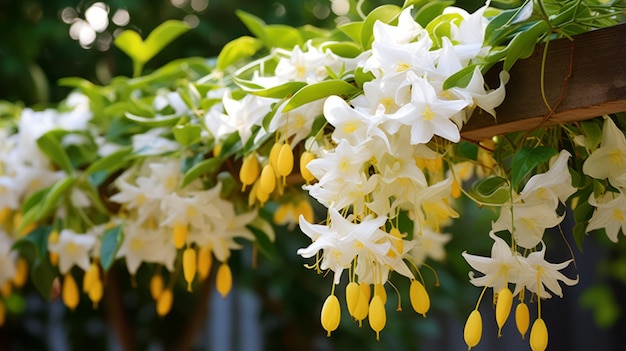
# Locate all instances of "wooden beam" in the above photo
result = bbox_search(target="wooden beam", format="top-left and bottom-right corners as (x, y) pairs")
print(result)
(461, 23), (626, 141)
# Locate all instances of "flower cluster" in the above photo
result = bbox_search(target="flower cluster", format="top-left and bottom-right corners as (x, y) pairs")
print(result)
(0, 1), (625, 350)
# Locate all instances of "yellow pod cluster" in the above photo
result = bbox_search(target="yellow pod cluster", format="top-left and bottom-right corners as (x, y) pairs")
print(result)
(83, 262), (103, 308)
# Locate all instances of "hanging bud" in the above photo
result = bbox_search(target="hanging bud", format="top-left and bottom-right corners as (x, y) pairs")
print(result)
(216, 262), (232, 298)
(156, 289), (173, 317)
(150, 273), (164, 300)
(183, 247), (197, 291)
(255, 183), (270, 205)
(409, 280), (430, 317)
(83, 262), (99, 293)
(88, 279), (103, 309)
(320, 294), (341, 337)
(300, 151), (316, 184)
(353, 289), (369, 326)
(360, 283), (371, 302)
(516, 302), (530, 338)
(212, 143), (222, 158)
(529, 318), (548, 351)
(173, 223), (188, 249)
(1, 282), (11, 298)
(276, 144), (294, 180)
(451, 176), (462, 199)
(374, 283), (387, 305)
(464, 310), (482, 350)
(368, 295), (386, 341)
(269, 143), (281, 173)
(239, 154), (260, 191)
(259, 164), (276, 194)
(62, 274), (80, 311)
(197, 246), (213, 280)
(0, 299), (5, 326)
(495, 287), (513, 336)
(12, 257), (28, 288)
(346, 282), (360, 318)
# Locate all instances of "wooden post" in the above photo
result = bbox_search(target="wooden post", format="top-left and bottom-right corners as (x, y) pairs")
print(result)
(462, 23), (626, 141)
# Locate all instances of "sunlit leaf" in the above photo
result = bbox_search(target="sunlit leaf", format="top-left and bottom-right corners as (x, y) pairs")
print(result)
(217, 36), (263, 70)
(511, 146), (557, 189)
(282, 80), (360, 113)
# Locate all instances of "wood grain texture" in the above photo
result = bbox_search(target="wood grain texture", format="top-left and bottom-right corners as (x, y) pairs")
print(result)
(461, 23), (626, 141)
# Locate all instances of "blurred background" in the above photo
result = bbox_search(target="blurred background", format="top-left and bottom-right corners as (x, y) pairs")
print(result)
(1, 0), (626, 350)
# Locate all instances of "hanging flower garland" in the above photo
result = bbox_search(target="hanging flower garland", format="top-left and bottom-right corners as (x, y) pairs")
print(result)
(0, 0), (625, 350)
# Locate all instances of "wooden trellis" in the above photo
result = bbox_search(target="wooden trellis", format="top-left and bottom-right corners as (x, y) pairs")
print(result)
(462, 23), (626, 142)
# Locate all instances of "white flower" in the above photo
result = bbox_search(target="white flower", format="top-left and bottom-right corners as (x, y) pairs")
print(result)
(492, 200), (563, 249)
(583, 117), (626, 186)
(48, 229), (97, 274)
(116, 222), (177, 274)
(587, 191), (626, 243)
(409, 226), (452, 265)
(0, 230), (16, 287)
(274, 43), (331, 83)
(520, 150), (576, 208)
(219, 92), (273, 145)
(132, 128), (180, 156)
(515, 242), (578, 298)
(462, 232), (523, 293)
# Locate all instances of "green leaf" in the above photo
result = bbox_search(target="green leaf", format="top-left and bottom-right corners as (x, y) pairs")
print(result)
(172, 124), (202, 146)
(282, 80), (360, 113)
(503, 20), (549, 71)
(235, 78), (307, 99)
(470, 176), (511, 205)
(115, 20), (189, 65)
(361, 5), (402, 50)
(181, 158), (221, 188)
(580, 285), (621, 328)
(177, 83), (202, 111)
(100, 225), (122, 271)
(321, 42), (362, 58)
(85, 146), (133, 175)
(581, 120), (602, 150)
(31, 258), (58, 300)
(12, 226), (50, 259)
(36, 131), (73, 174)
(236, 10), (267, 41)
(217, 36), (263, 71)
(246, 222), (276, 261)
(337, 21), (363, 44)
(38, 177), (75, 220)
(124, 111), (181, 127)
(484, 0), (533, 46)
(265, 25), (303, 49)
(414, 0), (455, 27)
(443, 64), (477, 90)
(511, 146), (557, 189)
(456, 141), (479, 160)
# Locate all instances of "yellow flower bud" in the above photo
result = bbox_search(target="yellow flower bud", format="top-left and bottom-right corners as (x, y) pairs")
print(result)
(156, 289), (173, 317)
(321, 294), (341, 337)
(83, 262), (100, 293)
(173, 223), (188, 249)
(255, 185), (270, 205)
(360, 282), (371, 302)
(269, 143), (281, 173)
(150, 273), (164, 300)
(212, 143), (222, 158)
(451, 176), (462, 199)
(183, 247), (197, 292)
(368, 295), (386, 340)
(259, 164), (276, 194)
(62, 274), (80, 311)
(464, 310), (482, 349)
(12, 257), (28, 288)
(374, 283), (386, 305)
(300, 151), (316, 184)
(495, 287), (513, 336)
(239, 154), (260, 190)
(0, 299), (5, 326)
(353, 290), (369, 326)
(88, 279), (103, 309)
(346, 282), (360, 318)
(1, 282), (11, 298)
(49, 252), (59, 266)
(0, 207), (10, 224)
(216, 262), (232, 298)
(197, 246), (213, 280)
(409, 280), (430, 317)
(516, 302), (530, 338)
(276, 143), (294, 179)
(529, 318), (548, 351)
